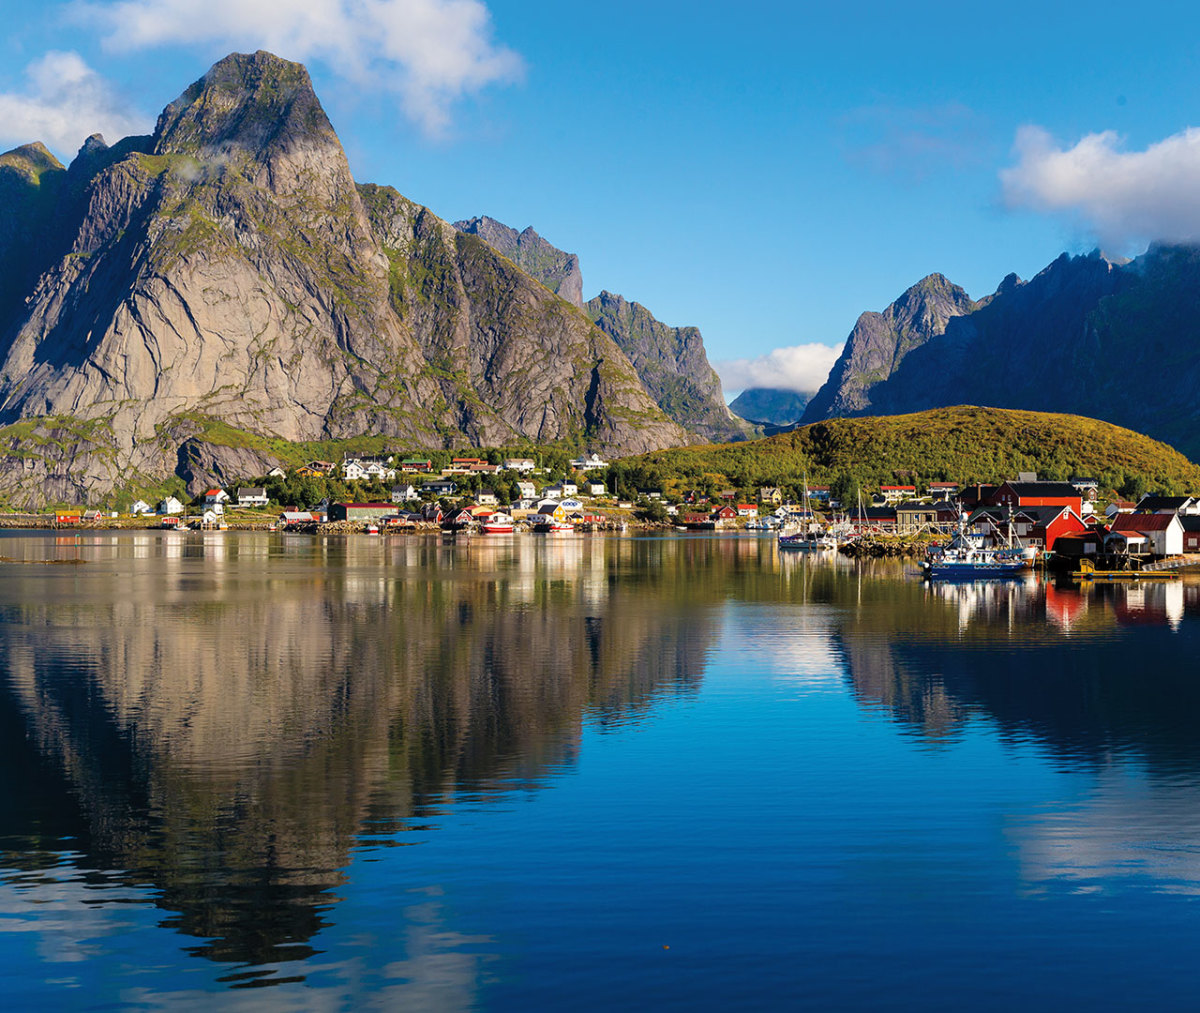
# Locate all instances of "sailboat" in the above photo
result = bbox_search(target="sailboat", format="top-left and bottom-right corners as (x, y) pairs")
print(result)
(778, 476), (837, 551)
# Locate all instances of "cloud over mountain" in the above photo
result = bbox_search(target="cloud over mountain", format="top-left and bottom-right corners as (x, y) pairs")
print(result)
(0, 51), (148, 154)
(72, 0), (522, 134)
(1001, 124), (1200, 245)
(716, 343), (842, 395)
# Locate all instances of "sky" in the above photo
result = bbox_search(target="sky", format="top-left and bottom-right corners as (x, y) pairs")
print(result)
(2, 0), (1199, 396)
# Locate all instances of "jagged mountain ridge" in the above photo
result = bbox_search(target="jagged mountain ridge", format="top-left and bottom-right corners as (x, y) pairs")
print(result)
(802, 247), (1200, 460)
(0, 51), (687, 505)
(453, 216), (584, 308)
(801, 273), (977, 421)
(585, 291), (754, 442)
(451, 216), (754, 442)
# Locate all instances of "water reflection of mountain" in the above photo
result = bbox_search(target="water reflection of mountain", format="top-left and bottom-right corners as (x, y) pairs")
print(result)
(0, 534), (719, 975)
(838, 577), (1200, 770)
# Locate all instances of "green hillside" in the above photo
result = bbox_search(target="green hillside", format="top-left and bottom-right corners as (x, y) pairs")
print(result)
(610, 406), (1200, 501)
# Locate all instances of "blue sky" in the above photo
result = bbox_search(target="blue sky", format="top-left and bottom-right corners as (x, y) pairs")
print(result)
(2, 0), (1197, 395)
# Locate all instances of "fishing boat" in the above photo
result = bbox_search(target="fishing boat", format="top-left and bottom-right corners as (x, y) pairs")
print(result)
(922, 513), (1028, 579)
(482, 512), (515, 534)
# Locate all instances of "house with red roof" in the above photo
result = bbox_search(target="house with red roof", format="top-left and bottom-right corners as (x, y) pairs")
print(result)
(1107, 511), (1183, 556)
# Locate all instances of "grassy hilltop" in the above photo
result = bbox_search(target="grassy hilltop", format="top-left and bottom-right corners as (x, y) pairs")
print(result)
(609, 406), (1200, 501)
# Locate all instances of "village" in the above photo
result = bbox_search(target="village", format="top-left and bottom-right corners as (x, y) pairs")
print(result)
(20, 452), (1200, 570)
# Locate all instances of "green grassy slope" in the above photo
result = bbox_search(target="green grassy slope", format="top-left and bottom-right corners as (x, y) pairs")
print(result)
(611, 406), (1200, 500)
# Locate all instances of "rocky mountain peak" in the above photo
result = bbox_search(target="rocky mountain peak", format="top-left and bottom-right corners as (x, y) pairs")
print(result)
(153, 51), (337, 169)
(454, 215), (584, 308)
(0, 142), (64, 181)
(801, 272), (976, 421)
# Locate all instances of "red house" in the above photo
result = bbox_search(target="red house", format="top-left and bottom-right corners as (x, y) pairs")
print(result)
(989, 480), (1082, 515)
(1017, 505), (1088, 552)
(712, 505), (737, 521)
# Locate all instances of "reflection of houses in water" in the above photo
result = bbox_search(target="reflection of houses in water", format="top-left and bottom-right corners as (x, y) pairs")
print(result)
(1113, 581), (1186, 630)
(1043, 584), (1087, 631)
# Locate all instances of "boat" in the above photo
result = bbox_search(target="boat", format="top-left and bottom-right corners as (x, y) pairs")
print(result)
(922, 514), (1027, 580)
(482, 512), (515, 534)
(778, 476), (837, 551)
(778, 528), (837, 551)
(533, 518), (574, 533)
(366, 523), (379, 534)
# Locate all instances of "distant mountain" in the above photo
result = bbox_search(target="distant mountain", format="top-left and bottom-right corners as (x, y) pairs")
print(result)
(727, 388), (811, 426)
(453, 216), (583, 308)
(803, 247), (1200, 461)
(802, 273), (976, 422)
(456, 215), (753, 442)
(0, 51), (687, 506)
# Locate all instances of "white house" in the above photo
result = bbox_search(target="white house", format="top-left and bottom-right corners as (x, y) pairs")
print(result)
(589, 483), (606, 497)
(570, 452), (608, 471)
(504, 458), (536, 472)
(1109, 512), (1184, 556)
(476, 488), (498, 506)
(342, 460), (367, 481)
(158, 496), (184, 516)
(517, 480), (537, 499)
(391, 484), (420, 503)
(237, 486), (269, 507)
(204, 489), (230, 505)
(267, 466), (287, 479)
(129, 499), (152, 515)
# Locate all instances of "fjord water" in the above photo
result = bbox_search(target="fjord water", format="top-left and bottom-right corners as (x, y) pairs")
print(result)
(2, 533), (1200, 1009)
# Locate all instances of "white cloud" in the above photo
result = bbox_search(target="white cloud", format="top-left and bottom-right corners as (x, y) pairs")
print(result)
(72, 0), (524, 135)
(715, 342), (842, 395)
(1000, 124), (1200, 246)
(0, 51), (149, 157)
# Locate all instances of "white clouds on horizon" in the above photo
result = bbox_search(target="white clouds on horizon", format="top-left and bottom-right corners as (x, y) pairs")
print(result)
(715, 342), (842, 396)
(0, 51), (149, 157)
(70, 0), (524, 136)
(1001, 124), (1200, 246)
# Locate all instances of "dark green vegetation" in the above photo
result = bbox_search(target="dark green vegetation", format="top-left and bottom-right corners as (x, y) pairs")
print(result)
(609, 406), (1200, 502)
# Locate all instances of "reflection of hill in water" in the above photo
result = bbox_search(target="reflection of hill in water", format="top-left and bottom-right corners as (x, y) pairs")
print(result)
(838, 577), (1200, 770)
(0, 534), (719, 971)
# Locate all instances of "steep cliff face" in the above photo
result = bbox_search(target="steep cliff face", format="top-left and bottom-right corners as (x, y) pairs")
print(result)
(0, 52), (686, 505)
(360, 187), (684, 453)
(454, 214), (752, 443)
(586, 291), (753, 442)
(802, 273), (976, 421)
(454, 216), (584, 308)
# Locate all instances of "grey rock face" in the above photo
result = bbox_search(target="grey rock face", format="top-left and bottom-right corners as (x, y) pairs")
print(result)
(454, 216), (584, 308)
(0, 52), (687, 504)
(586, 291), (753, 442)
(802, 273), (976, 422)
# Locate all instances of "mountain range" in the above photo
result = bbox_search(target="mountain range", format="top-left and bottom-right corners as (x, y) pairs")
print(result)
(802, 247), (1200, 461)
(0, 51), (745, 506)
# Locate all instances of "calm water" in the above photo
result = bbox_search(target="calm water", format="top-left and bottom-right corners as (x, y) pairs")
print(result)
(1, 530), (1200, 1010)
